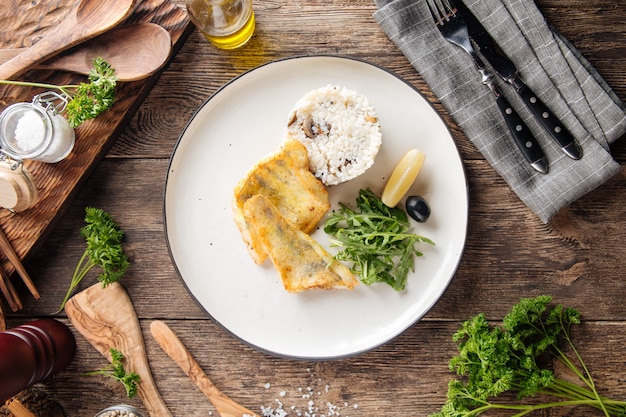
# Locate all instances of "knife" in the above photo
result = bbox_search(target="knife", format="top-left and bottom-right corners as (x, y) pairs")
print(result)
(456, 1), (582, 160)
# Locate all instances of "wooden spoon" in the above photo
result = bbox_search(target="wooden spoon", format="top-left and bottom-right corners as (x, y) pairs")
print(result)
(0, 0), (135, 80)
(65, 282), (172, 417)
(0, 23), (171, 82)
(150, 320), (260, 417)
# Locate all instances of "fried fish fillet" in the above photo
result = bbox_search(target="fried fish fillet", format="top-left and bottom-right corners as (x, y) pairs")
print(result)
(243, 194), (358, 292)
(233, 138), (330, 264)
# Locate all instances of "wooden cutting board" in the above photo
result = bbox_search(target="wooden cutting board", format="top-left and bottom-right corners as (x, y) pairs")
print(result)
(0, 0), (192, 293)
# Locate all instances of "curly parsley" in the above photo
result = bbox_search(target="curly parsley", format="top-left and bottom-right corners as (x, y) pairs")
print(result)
(431, 295), (626, 417)
(57, 207), (129, 311)
(86, 348), (140, 398)
(0, 57), (117, 127)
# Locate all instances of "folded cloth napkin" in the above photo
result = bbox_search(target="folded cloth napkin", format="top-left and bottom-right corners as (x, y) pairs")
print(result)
(374, 0), (626, 222)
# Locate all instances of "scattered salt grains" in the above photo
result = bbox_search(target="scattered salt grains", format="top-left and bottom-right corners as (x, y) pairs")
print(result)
(256, 368), (358, 417)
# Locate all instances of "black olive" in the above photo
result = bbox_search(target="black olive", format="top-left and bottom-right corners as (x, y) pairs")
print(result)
(405, 195), (431, 223)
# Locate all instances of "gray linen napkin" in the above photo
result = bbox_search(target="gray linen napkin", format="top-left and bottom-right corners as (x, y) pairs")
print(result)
(374, 0), (626, 222)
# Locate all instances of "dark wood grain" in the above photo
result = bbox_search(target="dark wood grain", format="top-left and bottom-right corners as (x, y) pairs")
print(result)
(0, 0), (191, 283)
(3, 0), (626, 415)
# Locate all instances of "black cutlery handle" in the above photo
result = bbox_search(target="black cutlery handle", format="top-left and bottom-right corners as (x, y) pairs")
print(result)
(493, 85), (549, 173)
(511, 76), (582, 160)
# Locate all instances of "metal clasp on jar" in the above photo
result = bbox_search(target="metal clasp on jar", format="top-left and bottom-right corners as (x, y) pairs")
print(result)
(32, 91), (69, 115)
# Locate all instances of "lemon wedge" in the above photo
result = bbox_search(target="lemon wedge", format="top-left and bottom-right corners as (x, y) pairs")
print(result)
(381, 149), (426, 207)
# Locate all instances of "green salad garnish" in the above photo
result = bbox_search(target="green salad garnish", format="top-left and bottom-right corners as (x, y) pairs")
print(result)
(324, 188), (434, 291)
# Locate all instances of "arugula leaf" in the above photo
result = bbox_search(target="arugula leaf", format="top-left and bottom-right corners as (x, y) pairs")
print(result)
(324, 188), (434, 290)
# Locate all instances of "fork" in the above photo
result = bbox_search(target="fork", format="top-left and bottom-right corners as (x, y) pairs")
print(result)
(427, 0), (549, 174)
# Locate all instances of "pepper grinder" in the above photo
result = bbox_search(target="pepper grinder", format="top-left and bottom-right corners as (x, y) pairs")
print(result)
(0, 318), (76, 403)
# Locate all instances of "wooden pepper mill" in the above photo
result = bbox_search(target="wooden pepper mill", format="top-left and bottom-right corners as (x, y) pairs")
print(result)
(0, 319), (75, 403)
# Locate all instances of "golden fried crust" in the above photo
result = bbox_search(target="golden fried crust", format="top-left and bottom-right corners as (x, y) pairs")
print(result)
(243, 194), (358, 292)
(233, 139), (330, 264)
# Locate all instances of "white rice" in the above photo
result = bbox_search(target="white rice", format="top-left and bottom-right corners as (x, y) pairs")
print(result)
(284, 85), (382, 186)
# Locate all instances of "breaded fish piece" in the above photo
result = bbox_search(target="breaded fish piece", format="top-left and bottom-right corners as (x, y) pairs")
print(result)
(233, 138), (330, 264)
(243, 194), (358, 292)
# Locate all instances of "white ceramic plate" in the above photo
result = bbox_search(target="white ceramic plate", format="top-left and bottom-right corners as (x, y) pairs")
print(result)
(165, 56), (468, 360)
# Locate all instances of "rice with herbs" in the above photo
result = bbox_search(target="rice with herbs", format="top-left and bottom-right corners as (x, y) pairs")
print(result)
(284, 85), (382, 186)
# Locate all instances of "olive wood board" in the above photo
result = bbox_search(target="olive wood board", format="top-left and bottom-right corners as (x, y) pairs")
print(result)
(0, 0), (192, 296)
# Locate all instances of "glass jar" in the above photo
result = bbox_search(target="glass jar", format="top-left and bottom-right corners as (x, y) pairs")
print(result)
(95, 404), (145, 417)
(0, 92), (75, 163)
(186, 0), (256, 49)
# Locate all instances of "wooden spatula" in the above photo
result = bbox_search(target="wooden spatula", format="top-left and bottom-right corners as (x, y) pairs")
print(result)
(65, 282), (172, 417)
(150, 320), (260, 417)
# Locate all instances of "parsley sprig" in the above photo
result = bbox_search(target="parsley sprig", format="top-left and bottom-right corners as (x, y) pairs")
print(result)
(0, 57), (117, 127)
(324, 188), (434, 291)
(85, 348), (141, 398)
(431, 295), (626, 417)
(57, 207), (129, 311)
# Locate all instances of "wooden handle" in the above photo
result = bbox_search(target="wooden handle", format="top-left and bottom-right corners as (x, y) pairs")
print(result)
(0, 23), (172, 82)
(0, 0), (135, 79)
(150, 320), (259, 417)
(0, 267), (21, 312)
(65, 282), (172, 417)
(0, 227), (38, 299)
(0, 13), (77, 80)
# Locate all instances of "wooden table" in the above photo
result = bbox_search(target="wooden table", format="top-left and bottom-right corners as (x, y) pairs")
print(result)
(4, 0), (626, 416)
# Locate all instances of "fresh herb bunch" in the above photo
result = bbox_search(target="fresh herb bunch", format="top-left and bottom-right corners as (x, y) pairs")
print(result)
(0, 57), (117, 127)
(85, 348), (141, 398)
(58, 207), (129, 311)
(324, 188), (434, 291)
(431, 295), (626, 417)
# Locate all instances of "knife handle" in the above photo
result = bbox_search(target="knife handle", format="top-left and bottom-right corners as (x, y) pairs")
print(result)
(511, 77), (582, 160)
(492, 85), (549, 173)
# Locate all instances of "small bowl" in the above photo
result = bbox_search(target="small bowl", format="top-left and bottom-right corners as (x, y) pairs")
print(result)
(94, 404), (145, 417)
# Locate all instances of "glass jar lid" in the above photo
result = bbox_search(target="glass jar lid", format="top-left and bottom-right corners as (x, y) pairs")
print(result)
(94, 404), (145, 417)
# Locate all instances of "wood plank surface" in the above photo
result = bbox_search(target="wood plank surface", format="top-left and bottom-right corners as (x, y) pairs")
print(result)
(0, 0), (192, 278)
(3, 0), (626, 416)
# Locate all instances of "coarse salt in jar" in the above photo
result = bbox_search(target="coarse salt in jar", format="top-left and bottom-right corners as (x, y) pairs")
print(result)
(0, 91), (75, 163)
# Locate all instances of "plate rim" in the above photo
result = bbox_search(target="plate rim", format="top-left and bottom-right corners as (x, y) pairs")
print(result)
(163, 54), (469, 360)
